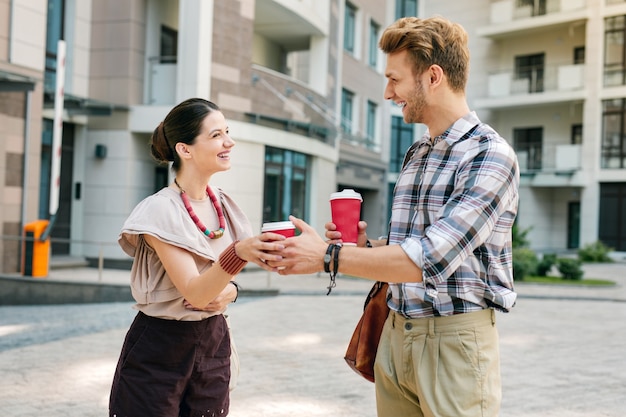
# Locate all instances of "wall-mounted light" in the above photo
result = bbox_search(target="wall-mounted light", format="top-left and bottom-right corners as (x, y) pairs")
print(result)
(95, 144), (107, 159)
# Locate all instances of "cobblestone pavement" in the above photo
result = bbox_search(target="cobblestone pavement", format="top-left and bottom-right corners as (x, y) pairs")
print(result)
(0, 263), (625, 416)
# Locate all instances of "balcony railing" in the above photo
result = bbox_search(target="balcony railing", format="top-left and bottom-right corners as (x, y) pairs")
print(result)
(489, 0), (586, 25)
(516, 143), (582, 175)
(244, 112), (332, 143)
(340, 131), (381, 153)
(146, 56), (177, 105)
(249, 65), (337, 146)
(487, 63), (584, 98)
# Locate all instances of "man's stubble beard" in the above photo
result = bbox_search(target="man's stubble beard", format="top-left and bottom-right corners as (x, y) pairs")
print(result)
(404, 78), (426, 125)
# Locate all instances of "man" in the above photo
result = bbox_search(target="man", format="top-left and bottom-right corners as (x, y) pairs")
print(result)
(272, 16), (519, 417)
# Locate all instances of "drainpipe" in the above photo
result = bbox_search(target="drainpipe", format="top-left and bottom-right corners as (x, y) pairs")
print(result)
(20, 90), (32, 257)
(8, 0), (13, 62)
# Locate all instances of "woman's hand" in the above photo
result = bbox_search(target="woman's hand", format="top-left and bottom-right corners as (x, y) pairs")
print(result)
(234, 233), (287, 272)
(184, 281), (238, 311)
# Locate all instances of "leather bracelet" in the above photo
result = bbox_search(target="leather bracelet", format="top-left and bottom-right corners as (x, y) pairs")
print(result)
(326, 243), (342, 295)
(230, 281), (241, 302)
(333, 242), (341, 277)
(218, 240), (248, 276)
(323, 244), (333, 273)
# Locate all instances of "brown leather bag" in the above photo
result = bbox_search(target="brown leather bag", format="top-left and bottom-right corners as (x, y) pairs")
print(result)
(344, 281), (389, 382)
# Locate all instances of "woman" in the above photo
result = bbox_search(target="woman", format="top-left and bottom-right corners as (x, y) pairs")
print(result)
(109, 98), (285, 417)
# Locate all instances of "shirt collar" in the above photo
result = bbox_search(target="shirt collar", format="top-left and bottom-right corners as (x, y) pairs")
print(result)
(423, 111), (480, 146)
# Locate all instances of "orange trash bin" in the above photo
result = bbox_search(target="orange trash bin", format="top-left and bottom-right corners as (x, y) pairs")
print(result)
(22, 220), (50, 278)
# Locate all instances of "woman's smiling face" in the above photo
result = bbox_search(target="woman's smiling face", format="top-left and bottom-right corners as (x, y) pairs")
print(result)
(189, 110), (235, 174)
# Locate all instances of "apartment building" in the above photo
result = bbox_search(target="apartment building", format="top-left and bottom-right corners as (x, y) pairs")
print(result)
(416, 0), (626, 253)
(7, 0), (619, 275)
(0, 0), (401, 272)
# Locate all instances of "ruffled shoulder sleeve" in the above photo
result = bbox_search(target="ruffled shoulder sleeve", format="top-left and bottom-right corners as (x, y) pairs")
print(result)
(219, 187), (254, 241)
(118, 187), (218, 260)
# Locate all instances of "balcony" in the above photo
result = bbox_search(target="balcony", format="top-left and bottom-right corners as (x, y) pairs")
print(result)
(146, 56), (177, 105)
(253, 0), (329, 92)
(340, 131), (381, 153)
(478, 0), (588, 39)
(475, 63), (586, 109)
(517, 143), (585, 186)
(248, 65), (336, 146)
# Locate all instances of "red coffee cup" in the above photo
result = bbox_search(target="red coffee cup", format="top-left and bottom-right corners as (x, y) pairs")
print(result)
(261, 221), (296, 238)
(329, 189), (362, 245)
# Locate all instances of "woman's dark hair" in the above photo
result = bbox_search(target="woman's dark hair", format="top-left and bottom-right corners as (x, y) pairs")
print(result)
(150, 98), (221, 172)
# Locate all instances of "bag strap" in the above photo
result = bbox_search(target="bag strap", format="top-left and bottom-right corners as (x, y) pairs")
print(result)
(364, 281), (387, 309)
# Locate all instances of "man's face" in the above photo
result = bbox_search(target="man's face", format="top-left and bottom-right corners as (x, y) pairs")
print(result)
(384, 50), (427, 124)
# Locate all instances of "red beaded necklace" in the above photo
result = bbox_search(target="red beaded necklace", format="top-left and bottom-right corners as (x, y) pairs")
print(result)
(174, 178), (225, 239)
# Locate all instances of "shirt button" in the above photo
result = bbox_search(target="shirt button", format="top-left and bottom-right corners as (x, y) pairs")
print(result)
(404, 323), (413, 330)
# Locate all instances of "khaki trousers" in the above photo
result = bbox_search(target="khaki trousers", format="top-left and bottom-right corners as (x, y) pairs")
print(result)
(374, 309), (501, 417)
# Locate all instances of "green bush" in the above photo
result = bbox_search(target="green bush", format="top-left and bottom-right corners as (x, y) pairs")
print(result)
(578, 241), (614, 263)
(513, 248), (538, 281)
(557, 258), (584, 280)
(512, 224), (531, 249)
(536, 253), (557, 276)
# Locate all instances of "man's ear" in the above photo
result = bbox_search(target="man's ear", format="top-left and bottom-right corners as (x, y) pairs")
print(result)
(428, 64), (445, 87)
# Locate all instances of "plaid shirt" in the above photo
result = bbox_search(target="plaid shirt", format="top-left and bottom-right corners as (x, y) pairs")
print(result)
(389, 112), (519, 317)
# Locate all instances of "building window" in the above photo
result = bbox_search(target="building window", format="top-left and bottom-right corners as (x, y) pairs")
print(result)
(514, 127), (543, 171)
(395, 0), (417, 19)
(45, 0), (65, 93)
(155, 166), (169, 193)
(387, 182), (395, 230)
(366, 100), (377, 147)
(601, 99), (626, 169)
(574, 46), (585, 64)
(39, 120), (74, 255)
(571, 124), (583, 145)
(390, 115), (414, 172)
(263, 147), (309, 223)
(369, 20), (379, 68)
(516, 0), (546, 16)
(39, 119), (53, 219)
(515, 53), (545, 93)
(604, 16), (626, 87)
(344, 2), (357, 54)
(160, 25), (178, 64)
(341, 88), (355, 134)
(599, 183), (626, 251)
(567, 201), (580, 249)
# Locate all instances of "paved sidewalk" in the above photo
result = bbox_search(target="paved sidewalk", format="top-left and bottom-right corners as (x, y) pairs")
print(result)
(0, 262), (624, 416)
(44, 261), (626, 301)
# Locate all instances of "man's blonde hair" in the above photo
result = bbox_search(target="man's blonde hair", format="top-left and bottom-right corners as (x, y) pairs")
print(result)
(379, 16), (470, 92)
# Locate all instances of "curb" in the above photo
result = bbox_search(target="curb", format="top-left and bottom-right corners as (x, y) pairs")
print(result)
(0, 275), (281, 306)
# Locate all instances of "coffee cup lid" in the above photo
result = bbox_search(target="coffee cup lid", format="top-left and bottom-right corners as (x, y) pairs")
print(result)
(261, 221), (296, 231)
(330, 189), (362, 201)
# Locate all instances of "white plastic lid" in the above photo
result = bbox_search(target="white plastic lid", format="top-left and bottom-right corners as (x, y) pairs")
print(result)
(329, 189), (362, 201)
(261, 221), (296, 232)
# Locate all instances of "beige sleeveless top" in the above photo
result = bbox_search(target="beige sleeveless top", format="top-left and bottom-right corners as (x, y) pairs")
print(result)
(118, 186), (253, 320)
